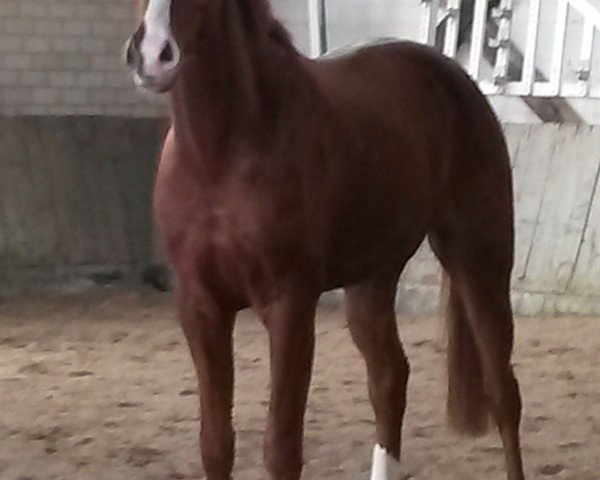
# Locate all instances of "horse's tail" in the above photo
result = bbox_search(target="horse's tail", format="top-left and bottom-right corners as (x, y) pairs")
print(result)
(442, 271), (490, 436)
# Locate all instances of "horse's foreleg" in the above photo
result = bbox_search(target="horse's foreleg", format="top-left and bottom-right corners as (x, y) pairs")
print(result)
(261, 287), (318, 480)
(178, 288), (236, 480)
(345, 276), (409, 480)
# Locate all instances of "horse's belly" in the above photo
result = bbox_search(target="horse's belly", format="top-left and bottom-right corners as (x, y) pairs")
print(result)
(325, 216), (428, 289)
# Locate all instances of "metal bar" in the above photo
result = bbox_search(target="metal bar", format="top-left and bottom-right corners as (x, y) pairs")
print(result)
(492, 0), (514, 86)
(579, 20), (594, 80)
(425, 0), (600, 98)
(478, 81), (501, 95)
(561, 82), (589, 97)
(420, 0), (440, 46)
(590, 84), (600, 98)
(504, 82), (533, 96)
(469, 0), (489, 78)
(437, 8), (451, 27)
(532, 82), (551, 96)
(479, 80), (532, 96)
(307, 0), (327, 57)
(443, 0), (461, 57)
(521, 0), (541, 94)
(580, 21), (594, 63)
(548, 0), (569, 94)
(568, 0), (600, 28)
(533, 81), (562, 96)
(318, 0), (328, 54)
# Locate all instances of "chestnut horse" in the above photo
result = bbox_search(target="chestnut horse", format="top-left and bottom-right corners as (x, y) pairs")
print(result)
(125, 1), (525, 479)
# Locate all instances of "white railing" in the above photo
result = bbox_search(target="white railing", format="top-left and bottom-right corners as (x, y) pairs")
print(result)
(421, 0), (600, 98)
(307, 0), (600, 99)
(307, 0), (328, 57)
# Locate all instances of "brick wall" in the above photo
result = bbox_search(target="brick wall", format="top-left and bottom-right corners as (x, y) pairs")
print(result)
(0, 0), (421, 118)
(0, 0), (165, 116)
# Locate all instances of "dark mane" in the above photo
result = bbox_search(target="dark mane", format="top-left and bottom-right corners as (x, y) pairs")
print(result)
(268, 18), (296, 51)
(234, 0), (296, 52)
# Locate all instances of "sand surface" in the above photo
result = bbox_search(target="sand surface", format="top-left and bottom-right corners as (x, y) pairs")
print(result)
(1, 289), (599, 479)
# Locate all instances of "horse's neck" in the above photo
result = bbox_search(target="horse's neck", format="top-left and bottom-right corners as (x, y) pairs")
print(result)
(170, 0), (298, 169)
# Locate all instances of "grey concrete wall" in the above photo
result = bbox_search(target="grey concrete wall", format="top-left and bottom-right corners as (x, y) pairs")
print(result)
(0, 116), (163, 291)
(0, 119), (599, 315)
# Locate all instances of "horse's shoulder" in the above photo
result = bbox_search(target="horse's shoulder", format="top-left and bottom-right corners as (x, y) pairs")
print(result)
(157, 127), (178, 180)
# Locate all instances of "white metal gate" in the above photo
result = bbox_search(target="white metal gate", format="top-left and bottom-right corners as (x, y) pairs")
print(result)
(306, 0), (600, 99)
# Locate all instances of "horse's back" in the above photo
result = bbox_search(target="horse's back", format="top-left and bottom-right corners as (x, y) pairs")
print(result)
(308, 41), (514, 283)
(313, 40), (512, 218)
(313, 40), (508, 168)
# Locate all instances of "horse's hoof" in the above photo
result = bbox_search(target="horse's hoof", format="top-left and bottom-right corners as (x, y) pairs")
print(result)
(370, 444), (411, 480)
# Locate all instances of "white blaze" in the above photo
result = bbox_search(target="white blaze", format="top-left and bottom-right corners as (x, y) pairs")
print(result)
(140, 0), (177, 76)
(370, 444), (404, 480)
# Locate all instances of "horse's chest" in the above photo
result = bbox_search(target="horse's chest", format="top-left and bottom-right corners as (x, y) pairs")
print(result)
(159, 184), (296, 298)
(169, 204), (264, 267)
(203, 210), (266, 268)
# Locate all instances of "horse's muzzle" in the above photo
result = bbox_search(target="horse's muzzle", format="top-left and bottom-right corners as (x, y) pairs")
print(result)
(124, 24), (180, 94)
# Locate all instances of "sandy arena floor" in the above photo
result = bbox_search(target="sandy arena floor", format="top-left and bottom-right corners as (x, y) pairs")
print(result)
(0, 289), (599, 480)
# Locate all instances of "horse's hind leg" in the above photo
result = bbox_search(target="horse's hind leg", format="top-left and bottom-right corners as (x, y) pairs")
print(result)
(458, 269), (525, 480)
(177, 287), (236, 480)
(429, 231), (525, 480)
(345, 274), (408, 480)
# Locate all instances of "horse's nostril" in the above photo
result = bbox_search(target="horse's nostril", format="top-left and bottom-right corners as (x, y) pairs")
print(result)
(126, 24), (145, 68)
(125, 40), (137, 67)
(159, 41), (174, 64)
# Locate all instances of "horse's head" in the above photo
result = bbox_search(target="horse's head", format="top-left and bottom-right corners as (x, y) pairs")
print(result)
(124, 0), (206, 93)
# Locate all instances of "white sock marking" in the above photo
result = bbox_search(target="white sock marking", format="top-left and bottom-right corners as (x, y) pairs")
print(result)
(370, 444), (404, 480)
